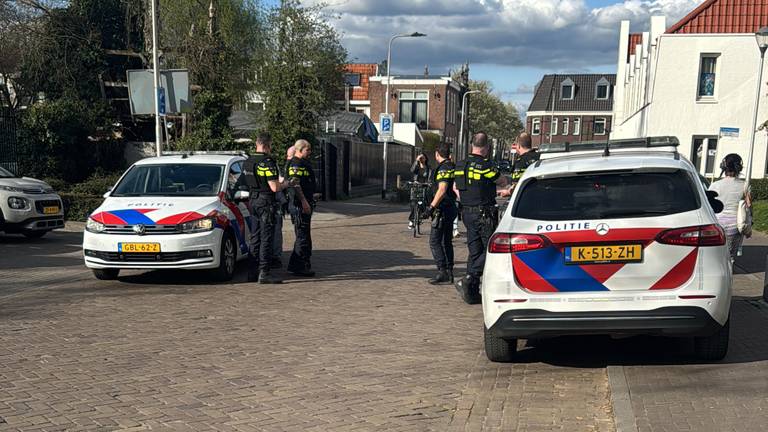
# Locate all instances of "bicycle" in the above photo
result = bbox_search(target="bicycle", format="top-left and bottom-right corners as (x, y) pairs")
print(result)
(407, 181), (431, 237)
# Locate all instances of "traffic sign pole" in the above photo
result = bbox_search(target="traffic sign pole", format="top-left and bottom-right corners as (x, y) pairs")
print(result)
(151, 0), (162, 157)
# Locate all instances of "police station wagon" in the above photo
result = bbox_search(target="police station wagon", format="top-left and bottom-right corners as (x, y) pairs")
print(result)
(83, 153), (253, 281)
(482, 137), (732, 362)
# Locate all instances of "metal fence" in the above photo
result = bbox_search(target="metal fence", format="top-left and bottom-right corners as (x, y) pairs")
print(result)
(349, 141), (414, 187)
(0, 108), (20, 172)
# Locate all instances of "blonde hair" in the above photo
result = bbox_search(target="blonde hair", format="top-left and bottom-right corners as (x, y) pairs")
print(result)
(294, 139), (311, 152)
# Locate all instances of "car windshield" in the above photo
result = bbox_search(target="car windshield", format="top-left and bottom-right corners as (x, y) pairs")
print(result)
(0, 167), (17, 178)
(513, 170), (701, 221)
(111, 164), (224, 197)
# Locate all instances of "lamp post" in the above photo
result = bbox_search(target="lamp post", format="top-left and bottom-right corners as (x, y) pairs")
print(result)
(746, 27), (768, 189)
(151, 0), (162, 156)
(381, 32), (427, 200)
(458, 90), (481, 159)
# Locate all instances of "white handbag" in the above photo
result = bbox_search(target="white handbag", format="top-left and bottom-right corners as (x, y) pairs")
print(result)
(737, 199), (752, 238)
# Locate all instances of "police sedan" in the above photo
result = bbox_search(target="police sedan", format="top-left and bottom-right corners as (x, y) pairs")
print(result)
(482, 137), (732, 362)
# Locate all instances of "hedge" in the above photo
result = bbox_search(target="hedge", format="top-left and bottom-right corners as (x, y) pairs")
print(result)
(751, 178), (768, 201)
(60, 193), (104, 222)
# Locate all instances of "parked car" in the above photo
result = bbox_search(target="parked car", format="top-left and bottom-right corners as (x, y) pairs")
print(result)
(482, 137), (732, 362)
(82, 153), (252, 281)
(0, 166), (64, 238)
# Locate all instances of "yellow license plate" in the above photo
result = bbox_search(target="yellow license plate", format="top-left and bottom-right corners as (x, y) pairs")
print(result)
(43, 206), (59, 214)
(119, 243), (161, 253)
(566, 244), (642, 264)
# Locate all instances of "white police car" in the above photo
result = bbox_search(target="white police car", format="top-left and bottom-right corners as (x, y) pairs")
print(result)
(83, 153), (253, 281)
(483, 137), (732, 362)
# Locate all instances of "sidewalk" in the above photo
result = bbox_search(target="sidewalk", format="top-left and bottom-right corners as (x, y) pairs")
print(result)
(733, 231), (768, 298)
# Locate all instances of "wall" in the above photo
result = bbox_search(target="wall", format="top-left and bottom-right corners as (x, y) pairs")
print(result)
(525, 114), (612, 147)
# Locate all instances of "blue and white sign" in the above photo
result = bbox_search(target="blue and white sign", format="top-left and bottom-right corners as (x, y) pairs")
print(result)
(720, 127), (739, 138)
(379, 113), (394, 142)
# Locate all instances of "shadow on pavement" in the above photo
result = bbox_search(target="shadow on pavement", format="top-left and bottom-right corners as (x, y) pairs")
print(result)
(510, 300), (768, 367)
(734, 245), (768, 275)
(0, 231), (83, 269)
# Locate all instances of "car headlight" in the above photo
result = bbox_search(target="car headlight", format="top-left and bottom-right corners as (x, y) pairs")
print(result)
(7, 197), (29, 210)
(1, 185), (24, 193)
(179, 217), (215, 233)
(86, 218), (105, 233)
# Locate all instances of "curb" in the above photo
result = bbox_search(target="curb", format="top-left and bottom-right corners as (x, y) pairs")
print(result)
(607, 365), (638, 432)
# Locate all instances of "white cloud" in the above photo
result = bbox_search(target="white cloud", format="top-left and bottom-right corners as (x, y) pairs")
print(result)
(320, 0), (701, 72)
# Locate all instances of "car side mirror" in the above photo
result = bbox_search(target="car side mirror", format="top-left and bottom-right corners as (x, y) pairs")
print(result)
(234, 190), (250, 202)
(705, 190), (724, 214)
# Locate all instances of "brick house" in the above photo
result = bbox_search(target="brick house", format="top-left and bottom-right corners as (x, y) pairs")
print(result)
(339, 64), (379, 117)
(525, 74), (616, 147)
(368, 67), (470, 149)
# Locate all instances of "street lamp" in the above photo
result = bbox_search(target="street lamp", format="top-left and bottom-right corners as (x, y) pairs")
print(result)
(381, 32), (427, 199)
(457, 90), (481, 159)
(745, 27), (768, 189)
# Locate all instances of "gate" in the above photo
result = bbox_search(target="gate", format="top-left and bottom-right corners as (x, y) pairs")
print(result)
(0, 109), (20, 172)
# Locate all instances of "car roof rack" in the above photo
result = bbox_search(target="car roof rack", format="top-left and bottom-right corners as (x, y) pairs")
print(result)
(536, 136), (679, 164)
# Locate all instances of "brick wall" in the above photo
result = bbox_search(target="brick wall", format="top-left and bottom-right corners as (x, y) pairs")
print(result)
(526, 115), (613, 147)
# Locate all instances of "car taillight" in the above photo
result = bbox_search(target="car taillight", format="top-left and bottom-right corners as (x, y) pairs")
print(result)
(489, 233), (549, 253)
(656, 224), (725, 247)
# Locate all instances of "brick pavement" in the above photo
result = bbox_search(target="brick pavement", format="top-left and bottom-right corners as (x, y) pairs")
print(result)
(0, 198), (614, 431)
(2, 197), (768, 431)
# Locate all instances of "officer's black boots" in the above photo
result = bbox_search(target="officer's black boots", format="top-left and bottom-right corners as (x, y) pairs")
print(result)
(429, 269), (453, 285)
(455, 275), (481, 304)
(270, 258), (282, 269)
(258, 271), (283, 284)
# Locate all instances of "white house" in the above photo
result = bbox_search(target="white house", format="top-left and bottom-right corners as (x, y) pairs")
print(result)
(611, 0), (768, 179)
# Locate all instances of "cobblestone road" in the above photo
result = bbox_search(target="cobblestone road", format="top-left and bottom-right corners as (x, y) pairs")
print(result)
(1, 197), (767, 431)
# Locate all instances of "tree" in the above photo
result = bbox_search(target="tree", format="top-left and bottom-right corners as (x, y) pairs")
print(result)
(467, 80), (524, 148)
(256, 0), (346, 155)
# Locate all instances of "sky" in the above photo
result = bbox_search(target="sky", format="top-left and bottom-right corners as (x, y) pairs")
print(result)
(299, 0), (704, 114)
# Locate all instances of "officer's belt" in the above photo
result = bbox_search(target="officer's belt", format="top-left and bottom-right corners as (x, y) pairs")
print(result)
(462, 205), (496, 213)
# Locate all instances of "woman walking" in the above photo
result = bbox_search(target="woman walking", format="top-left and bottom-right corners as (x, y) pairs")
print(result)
(709, 153), (751, 261)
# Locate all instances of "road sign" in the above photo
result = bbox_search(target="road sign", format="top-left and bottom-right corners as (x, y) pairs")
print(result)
(720, 127), (739, 138)
(158, 88), (166, 116)
(379, 113), (394, 142)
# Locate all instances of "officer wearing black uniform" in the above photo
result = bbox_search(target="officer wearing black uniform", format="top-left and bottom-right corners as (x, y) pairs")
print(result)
(241, 132), (285, 284)
(424, 142), (458, 285)
(454, 132), (512, 304)
(510, 132), (540, 183)
(286, 140), (317, 277)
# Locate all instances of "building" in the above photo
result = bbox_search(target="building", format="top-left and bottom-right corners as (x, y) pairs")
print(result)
(525, 74), (616, 147)
(368, 65), (470, 150)
(611, 0), (768, 178)
(339, 64), (379, 117)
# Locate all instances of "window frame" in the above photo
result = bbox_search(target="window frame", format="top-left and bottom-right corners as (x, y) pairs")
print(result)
(595, 77), (610, 100)
(560, 78), (575, 100)
(573, 118), (581, 136)
(551, 118), (558, 136)
(697, 53), (720, 101)
(562, 118), (569, 135)
(532, 118), (541, 135)
(398, 90), (430, 127)
(593, 118), (607, 136)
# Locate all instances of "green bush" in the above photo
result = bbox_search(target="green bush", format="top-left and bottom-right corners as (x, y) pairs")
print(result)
(68, 173), (122, 196)
(751, 179), (768, 201)
(60, 193), (105, 222)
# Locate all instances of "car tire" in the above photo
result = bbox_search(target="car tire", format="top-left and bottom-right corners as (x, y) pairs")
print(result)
(484, 325), (517, 362)
(93, 268), (120, 280)
(694, 319), (729, 361)
(22, 230), (46, 239)
(211, 233), (236, 282)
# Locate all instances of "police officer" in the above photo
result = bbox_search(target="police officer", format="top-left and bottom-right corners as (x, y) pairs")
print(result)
(454, 132), (512, 304)
(286, 139), (317, 277)
(424, 142), (457, 285)
(510, 132), (539, 183)
(242, 132), (287, 284)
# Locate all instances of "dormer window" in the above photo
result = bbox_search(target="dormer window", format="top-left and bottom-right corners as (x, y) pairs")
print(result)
(595, 77), (610, 100)
(560, 78), (574, 100)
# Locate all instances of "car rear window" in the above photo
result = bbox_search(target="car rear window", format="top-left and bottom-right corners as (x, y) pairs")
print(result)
(513, 170), (701, 221)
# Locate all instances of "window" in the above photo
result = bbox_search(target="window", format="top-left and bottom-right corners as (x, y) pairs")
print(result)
(698, 55), (719, 98)
(595, 77), (610, 100)
(513, 170), (700, 221)
(551, 118), (558, 136)
(399, 90), (429, 128)
(532, 118), (541, 135)
(343, 73), (361, 87)
(594, 118), (607, 135)
(562, 118), (569, 135)
(573, 118), (581, 136)
(227, 162), (243, 196)
(561, 78), (575, 100)
(704, 138), (718, 174)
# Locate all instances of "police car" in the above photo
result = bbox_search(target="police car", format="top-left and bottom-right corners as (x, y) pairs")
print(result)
(83, 153), (253, 281)
(482, 137), (732, 362)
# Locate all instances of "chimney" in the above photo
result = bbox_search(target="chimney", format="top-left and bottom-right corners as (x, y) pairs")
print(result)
(424, 65), (429, 77)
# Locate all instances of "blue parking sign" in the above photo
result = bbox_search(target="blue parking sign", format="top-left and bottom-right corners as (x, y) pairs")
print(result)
(158, 88), (166, 116)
